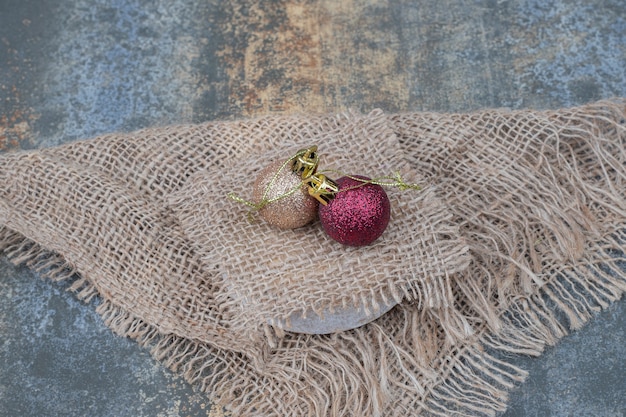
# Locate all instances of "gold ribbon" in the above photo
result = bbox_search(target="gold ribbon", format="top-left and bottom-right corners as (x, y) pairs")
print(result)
(228, 145), (420, 220)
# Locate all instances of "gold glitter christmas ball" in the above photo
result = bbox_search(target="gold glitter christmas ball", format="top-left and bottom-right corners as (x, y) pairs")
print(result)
(253, 159), (318, 229)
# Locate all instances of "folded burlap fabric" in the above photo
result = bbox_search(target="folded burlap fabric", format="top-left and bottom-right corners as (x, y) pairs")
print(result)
(1, 100), (624, 416)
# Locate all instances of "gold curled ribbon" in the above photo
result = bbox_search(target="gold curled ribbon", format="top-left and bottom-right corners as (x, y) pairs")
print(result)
(317, 169), (421, 192)
(228, 145), (421, 219)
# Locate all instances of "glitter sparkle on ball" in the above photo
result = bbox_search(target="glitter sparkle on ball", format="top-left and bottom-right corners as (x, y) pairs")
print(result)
(252, 159), (318, 229)
(319, 176), (391, 247)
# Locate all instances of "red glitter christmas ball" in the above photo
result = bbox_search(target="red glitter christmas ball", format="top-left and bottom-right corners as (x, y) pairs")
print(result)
(318, 176), (391, 247)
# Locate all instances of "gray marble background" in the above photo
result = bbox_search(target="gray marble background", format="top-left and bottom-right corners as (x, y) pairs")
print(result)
(1, 0), (624, 415)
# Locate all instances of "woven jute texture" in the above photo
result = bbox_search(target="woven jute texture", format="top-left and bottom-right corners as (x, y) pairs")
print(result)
(169, 109), (471, 342)
(1, 99), (625, 416)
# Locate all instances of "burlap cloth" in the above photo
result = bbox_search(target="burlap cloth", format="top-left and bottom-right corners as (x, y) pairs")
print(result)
(1, 100), (625, 416)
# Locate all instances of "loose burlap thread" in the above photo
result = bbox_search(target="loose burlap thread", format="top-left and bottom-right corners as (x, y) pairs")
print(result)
(1, 100), (625, 416)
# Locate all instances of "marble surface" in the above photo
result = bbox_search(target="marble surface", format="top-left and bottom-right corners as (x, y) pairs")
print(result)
(1, 0), (625, 415)
(281, 300), (399, 334)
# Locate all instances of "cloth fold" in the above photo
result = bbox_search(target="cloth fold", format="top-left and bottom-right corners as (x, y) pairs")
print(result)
(1, 100), (625, 416)
(168, 109), (471, 342)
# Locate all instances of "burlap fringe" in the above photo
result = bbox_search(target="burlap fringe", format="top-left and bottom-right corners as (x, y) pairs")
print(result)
(3, 227), (623, 416)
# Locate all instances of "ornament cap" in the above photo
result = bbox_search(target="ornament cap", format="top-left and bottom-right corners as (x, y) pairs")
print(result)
(306, 173), (339, 205)
(292, 145), (319, 179)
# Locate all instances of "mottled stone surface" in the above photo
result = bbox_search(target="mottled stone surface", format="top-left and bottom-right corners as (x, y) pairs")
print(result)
(282, 300), (398, 335)
(1, 0), (625, 416)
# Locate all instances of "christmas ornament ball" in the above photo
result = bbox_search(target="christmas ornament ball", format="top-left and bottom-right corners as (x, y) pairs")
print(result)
(253, 159), (318, 229)
(319, 176), (391, 246)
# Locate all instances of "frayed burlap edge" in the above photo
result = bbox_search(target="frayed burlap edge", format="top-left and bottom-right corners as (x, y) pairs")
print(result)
(2, 226), (624, 416)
